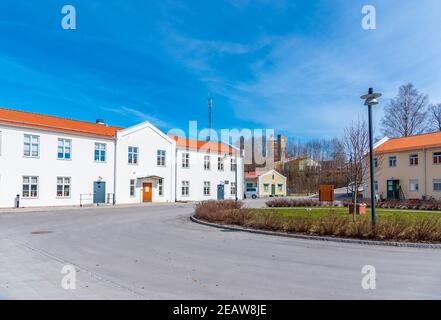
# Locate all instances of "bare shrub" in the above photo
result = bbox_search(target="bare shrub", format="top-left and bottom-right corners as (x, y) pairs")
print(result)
(409, 218), (441, 242)
(375, 217), (409, 241)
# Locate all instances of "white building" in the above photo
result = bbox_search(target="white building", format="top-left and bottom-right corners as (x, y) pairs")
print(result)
(0, 107), (243, 208)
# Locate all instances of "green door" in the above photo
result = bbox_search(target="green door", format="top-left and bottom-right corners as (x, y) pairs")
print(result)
(271, 184), (276, 196)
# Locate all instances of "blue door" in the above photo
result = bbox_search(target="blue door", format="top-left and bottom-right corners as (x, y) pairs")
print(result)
(217, 184), (225, 200)
(93, 181), (106, 204)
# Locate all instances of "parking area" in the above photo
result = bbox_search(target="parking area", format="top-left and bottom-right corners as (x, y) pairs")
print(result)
(0, 203), (440, 299)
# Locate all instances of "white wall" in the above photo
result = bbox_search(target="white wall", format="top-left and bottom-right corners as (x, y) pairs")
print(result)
(115, 122), (175, 204)
(175, 148), (244, 202)
(0, 124), (115, 208)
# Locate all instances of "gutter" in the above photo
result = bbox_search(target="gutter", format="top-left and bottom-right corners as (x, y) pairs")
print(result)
(113, 134), (118, 205)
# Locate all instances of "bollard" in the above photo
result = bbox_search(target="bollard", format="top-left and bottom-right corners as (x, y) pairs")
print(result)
(15, 194), (20, 208)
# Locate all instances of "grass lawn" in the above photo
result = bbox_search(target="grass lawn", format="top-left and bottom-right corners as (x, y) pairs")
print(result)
(247, 207), (441, 222)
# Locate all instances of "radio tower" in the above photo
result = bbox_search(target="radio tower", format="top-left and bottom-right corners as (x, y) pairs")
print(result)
(207, 96), (212, 141)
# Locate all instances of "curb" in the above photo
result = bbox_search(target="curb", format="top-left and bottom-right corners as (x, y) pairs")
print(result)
(190, 216), (441, 249)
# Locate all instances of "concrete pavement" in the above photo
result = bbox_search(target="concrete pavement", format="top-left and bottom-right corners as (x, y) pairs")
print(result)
(0, 202), (440, 299)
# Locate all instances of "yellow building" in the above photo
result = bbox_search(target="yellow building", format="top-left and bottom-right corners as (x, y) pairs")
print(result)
(245, 169), (287, 197)
(367, 132), (441, 200)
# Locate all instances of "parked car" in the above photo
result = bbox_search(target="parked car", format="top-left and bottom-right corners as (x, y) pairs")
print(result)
(244, 187), (258, 199)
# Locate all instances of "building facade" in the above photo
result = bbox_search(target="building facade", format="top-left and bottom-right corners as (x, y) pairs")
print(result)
(245, 169), (287, 197)
(0, 108), (243, 208)
(367, 132), (441, 200)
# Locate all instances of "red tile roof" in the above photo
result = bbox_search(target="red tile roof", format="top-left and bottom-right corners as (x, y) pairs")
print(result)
(245, 171), (263, 178)
(169, 135), (238, 154)
(375, 131), (441, 154)
(0, 107), (123, 138)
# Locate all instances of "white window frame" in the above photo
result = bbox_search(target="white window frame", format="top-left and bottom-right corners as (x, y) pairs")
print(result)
(182, 152), (190, 168)
(158, 178), (164, 196)
(129, 179), (135, 197)
(24, 134), (39, 158)
(128, 146), (139, 165)
(409, 154), (418, 166)
(57, 177), (71, 198)
(204, 155), (211, 170)
(181, 181), (189, 196)
(22, 176), (38, 198)
(409, 179), (419, 192)
(388, 156), (397, 167)
(277, 184), (283, 192)
(263, 184), (269, 192)
(433, 152), (441, 165)
(203, 181), (211, 196)
(230, 158), (237, 171)
(157, 150), (166, 166)
(94, 143), (106, 162)
(57, 138), (72, 160)
(217, 156), (224, 171)
(434, 179), (441, 192)
(230, 182), (236, 196)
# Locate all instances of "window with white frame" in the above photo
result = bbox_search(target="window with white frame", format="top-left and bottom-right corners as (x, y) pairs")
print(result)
(433, 152), (441, 164)
(374, 157), (378, 168)
(434, 179), (441, 192)
(217, 156), (224, 171)
(181, 181), (189, 196)
(158, 178), (164, 196)
(388, 156), (397, 167)
(230, 158), (237, 171)
(204, 181), (211, 196)
(94, 143), (106, 162)
(409, 154), (418, 166)
(22, 176), (38, 198)
(57, 177), (71, 197)
(204, 155), (210, 170)
(128, 146), (138, 164)
(157, 150), (166, 166)
(409, 179), (419, 192)
(374, 180), (378, 191)
(129, 179), (135, 197)
(278, 184), (283, 192)
(264, 184), (269, 192)
(182, 152), (190, 168)
(230, 182), (236, 195)
(57, 138), (72, 160)
(24, 134), (39, 157)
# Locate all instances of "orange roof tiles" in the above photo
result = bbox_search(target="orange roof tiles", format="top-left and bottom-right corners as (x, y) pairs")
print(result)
(0, 107), (123, 138)
(169, 135), (238, 154)
(375, 131), (441, 154)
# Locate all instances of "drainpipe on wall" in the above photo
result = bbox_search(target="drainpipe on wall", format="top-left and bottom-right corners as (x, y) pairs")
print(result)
(113, 135), (118, 205)
(174, 147), (178, 202)
(424, 148), (427, 199)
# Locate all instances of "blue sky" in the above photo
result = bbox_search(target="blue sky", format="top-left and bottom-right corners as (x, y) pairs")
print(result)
(1, 0), (440, 140)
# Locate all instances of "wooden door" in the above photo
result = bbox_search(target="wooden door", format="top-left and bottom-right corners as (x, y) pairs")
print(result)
(142, 182), (152, 202)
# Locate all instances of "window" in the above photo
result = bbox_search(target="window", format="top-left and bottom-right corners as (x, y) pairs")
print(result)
(57, 177), (71, 198)
(388, 156), (397, 167)
(181, 181), (189, 196)
(374, 158), (378, 168)
(158, 178), (164, 196)
(230, 158), (237, 171)
(278, 184), (283, 192)
(128, 146), (138, 164)
(203, 181), (211, 196)
(218, 157), (224, 171)
(230, 182), (236, 196)
(433, 152), (441, 164)
(22, 176), (38, 198)
(409, 154), (418, 166)
(94, 143), (106, 162)
(409, 179), (419, 192)
(130, 179), (135, 197)
(24, 134), (39, 157)
(182, 153), (190, 168)
(204, 155), (211, 170)
(434, 179), (441, 192)
(374, 180), (378, 192)
(157, 150), (166, 166)
(57, 138), (72, 160)
(264, 184), (269, 192)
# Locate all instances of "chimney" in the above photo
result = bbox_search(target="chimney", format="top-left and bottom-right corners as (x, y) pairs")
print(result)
(96, 119), (105, 125)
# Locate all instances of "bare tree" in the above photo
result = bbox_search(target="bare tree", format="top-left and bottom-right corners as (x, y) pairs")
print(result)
(342, 120), (369, 222)
(429, 103), (441, 131)
(381, 83), (429, 137)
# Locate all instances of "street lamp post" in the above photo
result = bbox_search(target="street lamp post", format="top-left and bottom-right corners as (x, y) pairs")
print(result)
(361, 88), (382, 227)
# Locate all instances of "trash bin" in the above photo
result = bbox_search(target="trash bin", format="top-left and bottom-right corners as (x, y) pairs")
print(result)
(348, 203), (366, 215)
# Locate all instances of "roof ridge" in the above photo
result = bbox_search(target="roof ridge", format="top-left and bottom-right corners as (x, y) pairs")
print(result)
(387, 130), (441, 140)
(0, 106), (123, 129)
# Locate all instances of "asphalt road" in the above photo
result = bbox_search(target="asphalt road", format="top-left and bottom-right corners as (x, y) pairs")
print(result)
(0, 203), (440, 299)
